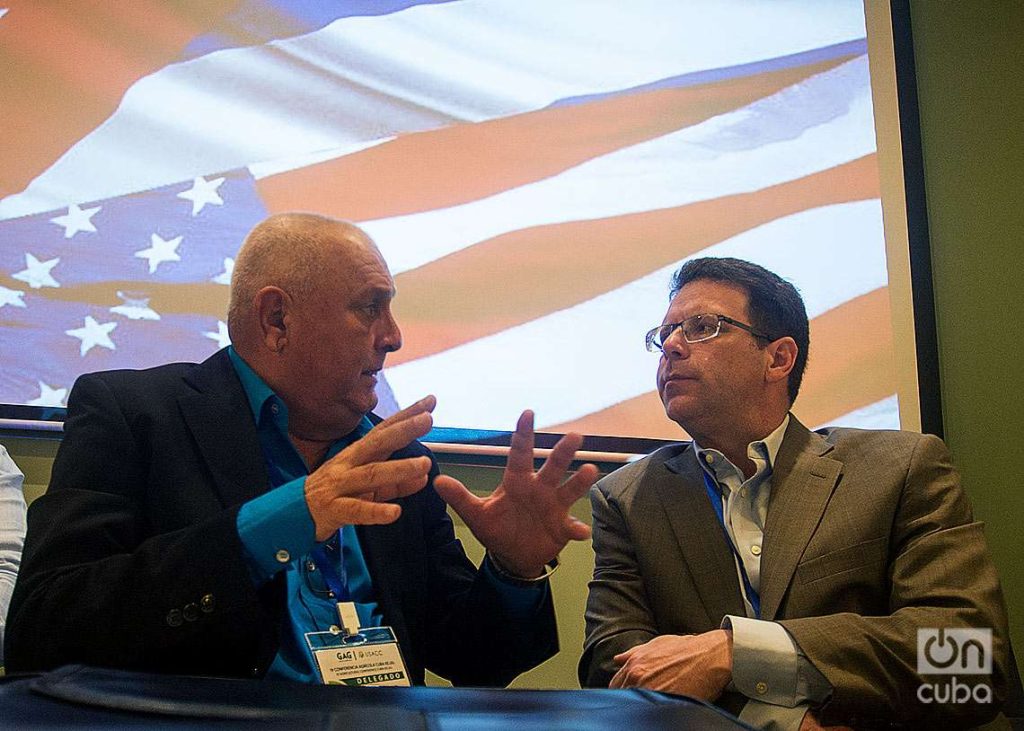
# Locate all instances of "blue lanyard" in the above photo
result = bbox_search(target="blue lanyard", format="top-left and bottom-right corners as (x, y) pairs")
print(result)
(309, 533), (351, 602)
(702, 470), (761, 618)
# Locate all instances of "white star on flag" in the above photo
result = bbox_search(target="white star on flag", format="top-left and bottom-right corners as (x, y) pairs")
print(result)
(204, 320), (231, 348)
(135, 233), (182, 274)
(0, 285), (26, 308)
(50, 203), (102, 238)
(66, 316), (118, 356)
(110, 291), (161, 320)
(177, 176), (225, 216)
(13, 253), (61, 289)
(28, 381), (68, 407)
(212, 257), (234, 285)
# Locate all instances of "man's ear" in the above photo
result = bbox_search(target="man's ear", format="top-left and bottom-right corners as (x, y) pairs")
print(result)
(253, 286), (289, 352)
(764, 336), (797, 386)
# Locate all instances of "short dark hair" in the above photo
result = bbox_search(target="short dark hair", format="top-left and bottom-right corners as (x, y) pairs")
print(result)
(669, 257), (809, 405)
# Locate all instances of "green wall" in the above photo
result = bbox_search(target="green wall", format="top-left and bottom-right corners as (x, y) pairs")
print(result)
(3, 1), (1022, 687)
(909, 0), (1024, 665)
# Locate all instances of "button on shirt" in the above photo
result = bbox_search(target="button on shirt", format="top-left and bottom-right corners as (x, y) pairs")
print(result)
(694, 415), (788, 617)
(230, 347), (382, 683)
(694, 415), (833, 725)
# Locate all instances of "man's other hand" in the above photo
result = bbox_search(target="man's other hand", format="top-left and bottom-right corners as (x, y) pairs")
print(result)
(609, 630), (734, 701)
(304, 395), (437, 540)
(433, 410), (599, 578)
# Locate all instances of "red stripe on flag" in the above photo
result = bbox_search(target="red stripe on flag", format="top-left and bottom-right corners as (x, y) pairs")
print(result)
(255, 53), (858, 221)
(386, 154), (881, 366)
(0, 0), (239, 198)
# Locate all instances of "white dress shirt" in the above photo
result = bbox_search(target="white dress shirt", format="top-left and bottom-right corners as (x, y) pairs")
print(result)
(0, 445), (27, 667)
(694, 416), (832, 730)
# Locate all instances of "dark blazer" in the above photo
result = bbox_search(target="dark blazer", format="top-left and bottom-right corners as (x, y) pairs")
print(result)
(579, 418), (1009, 728)
(6, 349), (556, 685)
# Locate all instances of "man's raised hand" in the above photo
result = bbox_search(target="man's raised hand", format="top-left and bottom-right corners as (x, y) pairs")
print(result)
(304, 395), (436, 540)
(433, 410), (599, 578)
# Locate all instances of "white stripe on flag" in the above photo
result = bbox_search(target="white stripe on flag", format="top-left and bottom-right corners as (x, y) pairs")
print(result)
(366, 56), (875, 274)
(1, 0), (866, 219)
(385, 199), (887, 429)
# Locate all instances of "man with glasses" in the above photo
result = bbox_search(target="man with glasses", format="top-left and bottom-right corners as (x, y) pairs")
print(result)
(579, 257), (1009, 729)
(7, 213), (598, 686)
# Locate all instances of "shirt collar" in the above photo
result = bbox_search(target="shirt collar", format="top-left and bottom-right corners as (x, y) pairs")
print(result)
(693, 413), (791, 479)
(228, 345), (278, 425)
(755, 413), (790, 469)
(227, 346), (374, 443)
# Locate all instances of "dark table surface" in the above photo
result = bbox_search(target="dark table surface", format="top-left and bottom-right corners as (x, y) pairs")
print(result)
(0, 665), (754, 730)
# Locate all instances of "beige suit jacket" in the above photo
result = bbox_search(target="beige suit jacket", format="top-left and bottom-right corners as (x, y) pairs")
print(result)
(580, 419), (1009, 728)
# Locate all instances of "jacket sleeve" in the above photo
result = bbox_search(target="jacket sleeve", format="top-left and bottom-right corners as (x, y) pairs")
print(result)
(578, 480), (660, 688)
(412, 457), (558, 687)
(780, 434), (1010, 727)
(5, 373), (281, 677)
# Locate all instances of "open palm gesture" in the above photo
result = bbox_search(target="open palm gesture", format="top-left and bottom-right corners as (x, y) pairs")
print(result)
(434, 410), (599, 578)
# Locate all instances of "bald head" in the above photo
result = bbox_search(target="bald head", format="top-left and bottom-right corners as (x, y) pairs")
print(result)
(226, 212), (401, 438)
(227, 213), (376, 349)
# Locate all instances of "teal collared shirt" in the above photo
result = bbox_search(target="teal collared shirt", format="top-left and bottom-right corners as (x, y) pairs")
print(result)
(229, 347), (383, 683)
(229, 347), (547, 683)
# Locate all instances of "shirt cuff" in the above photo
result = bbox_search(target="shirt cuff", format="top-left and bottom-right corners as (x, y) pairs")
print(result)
(480, 555), (549, 617)
(722, 615), (802, 707)
(236, 476), (317, 585)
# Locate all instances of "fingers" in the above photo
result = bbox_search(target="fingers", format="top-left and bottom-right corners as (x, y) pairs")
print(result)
(340, 396), (436, 466)
(505, 410), (535, 473)
(382, 393), (437, 421)
(535, 431), (583, 486)
(556, 462), (600, 506)
(307, 455), (431, 539)
(318, 497), (403, 527)
(433, 474), (484, 522)
(613, 647), (637, 665)
(310, 455), (431, 502)
(609, 664), (632, 689)
(610, 644), (648, 689)
(564, 515), (592, 542)
(348, 456), (432, 502)
(539, 435), (599, 541)
(553, 466), (595, 543)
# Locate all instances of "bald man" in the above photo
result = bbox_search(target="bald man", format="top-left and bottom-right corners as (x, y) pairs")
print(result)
(6, 213), (597, 685)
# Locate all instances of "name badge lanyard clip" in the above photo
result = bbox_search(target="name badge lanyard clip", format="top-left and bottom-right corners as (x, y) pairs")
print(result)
(702, 471), (761, 618)
(310, 537), (361, 636)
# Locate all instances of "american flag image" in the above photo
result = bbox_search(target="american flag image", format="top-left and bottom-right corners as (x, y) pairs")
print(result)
(0, 0), (898, 443)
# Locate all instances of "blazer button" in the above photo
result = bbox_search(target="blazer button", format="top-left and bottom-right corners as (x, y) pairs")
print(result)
(166, 609), (184, 627)
(183, 603), (200, 622)
(200, 593), (216, 613)
(275, 549), (291, 563)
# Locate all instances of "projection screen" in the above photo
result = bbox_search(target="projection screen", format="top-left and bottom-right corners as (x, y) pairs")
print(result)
(0, 1), (935, 456)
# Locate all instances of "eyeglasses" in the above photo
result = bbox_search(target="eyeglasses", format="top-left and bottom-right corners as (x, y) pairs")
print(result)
(645, 313), (771, 352)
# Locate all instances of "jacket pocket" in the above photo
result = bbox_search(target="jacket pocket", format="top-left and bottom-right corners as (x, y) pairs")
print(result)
(795, 536), (887, 586)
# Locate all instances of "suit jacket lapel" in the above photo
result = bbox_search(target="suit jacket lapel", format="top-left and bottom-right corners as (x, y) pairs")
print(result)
(759, 418), (842, 620)
(356, 522), (419, 676)
(179, 349), (270, 508)
(356, 524), (405, 629)
(656, 446), (746, 625)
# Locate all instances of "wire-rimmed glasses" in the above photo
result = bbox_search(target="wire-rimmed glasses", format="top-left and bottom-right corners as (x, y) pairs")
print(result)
(645, 313), (771, 352)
